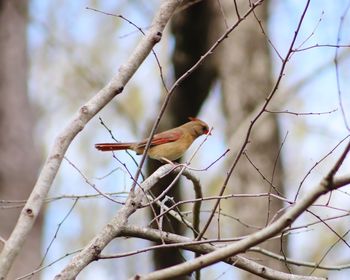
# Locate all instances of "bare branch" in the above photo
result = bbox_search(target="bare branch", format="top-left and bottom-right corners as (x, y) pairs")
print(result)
(135, 139), (350, 279)
(54, 164), (174, 279)
(197, 0), (312, 240)
(64, 156), (123, 204)
(265, 108), (338, 116)
(0, 1), (182, 278)
(334, 2), (350, 131)
(250, 247), (350, 271)
(122, 225), (324, 280)
(39, 199), (79, 267)
(129, 0), (265, 193)
(294, 135), (350, 201)
(86, 7), (169, 93)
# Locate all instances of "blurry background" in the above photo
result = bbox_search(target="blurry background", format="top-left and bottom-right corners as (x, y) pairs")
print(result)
(1, 0), (350, 279)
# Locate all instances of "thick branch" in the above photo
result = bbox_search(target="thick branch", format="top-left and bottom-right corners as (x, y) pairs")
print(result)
(54, 164), (174, 279)
(134, 141), (350, 279)
(121, 225), (323, 280)
(0, 1), (182, 279)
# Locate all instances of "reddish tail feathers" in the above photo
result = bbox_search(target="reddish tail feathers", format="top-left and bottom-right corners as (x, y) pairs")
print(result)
(95, 143), (133, 151)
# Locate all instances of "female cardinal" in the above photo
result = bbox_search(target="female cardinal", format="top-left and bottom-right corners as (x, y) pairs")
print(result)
(95, 117), (210, 161)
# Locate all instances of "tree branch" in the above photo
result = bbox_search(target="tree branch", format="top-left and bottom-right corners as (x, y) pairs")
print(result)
(54, 164), (174, 279)
(0, 1), (182, 279)
(250, 246), (350, 271)
(134, 140), (350, 280)
(121, 225), (324, 280)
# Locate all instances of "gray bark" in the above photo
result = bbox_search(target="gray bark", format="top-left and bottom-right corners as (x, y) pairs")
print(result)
(0, 0), (42, 278)
(211, 0), (287, 278)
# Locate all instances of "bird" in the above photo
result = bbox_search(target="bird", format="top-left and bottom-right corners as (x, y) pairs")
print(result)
(95, 117), (210, 162)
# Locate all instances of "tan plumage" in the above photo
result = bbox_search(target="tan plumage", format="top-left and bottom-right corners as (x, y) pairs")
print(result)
(95, 117), (209, 161)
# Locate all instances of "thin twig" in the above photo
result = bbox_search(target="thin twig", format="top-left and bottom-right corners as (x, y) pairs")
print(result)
(265, 108), (338, 116)
(334, 2), (350, 131)
(64, 157), (123, 204)
(39, 199), (79, 267)
(197, 0), (311, 241)
(86, 7), (169, 93)
(250, 247), (350, 271)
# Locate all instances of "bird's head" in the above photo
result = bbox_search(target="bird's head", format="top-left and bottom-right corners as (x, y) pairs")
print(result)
(188, 117), (210, 137)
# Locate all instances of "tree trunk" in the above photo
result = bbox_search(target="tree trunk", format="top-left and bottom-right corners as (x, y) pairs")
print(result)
(211, 0), (287, 278)
(149, 0), (216, 276)
(0, 0), (42, 278)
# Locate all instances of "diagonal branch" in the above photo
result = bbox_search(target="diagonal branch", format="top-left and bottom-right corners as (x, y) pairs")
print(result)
(54, 164), (174, 279)
(135, 140), (350, 280)
(121, 225), (324, 280)
(196, 0), (312, 241)
(0, 1), (182, 278)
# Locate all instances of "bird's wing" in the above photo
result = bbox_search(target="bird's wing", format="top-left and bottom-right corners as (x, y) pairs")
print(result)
(136, 130), (183, 148)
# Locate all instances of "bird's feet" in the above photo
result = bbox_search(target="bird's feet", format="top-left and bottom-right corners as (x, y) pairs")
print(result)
(160, 157), (176, 166)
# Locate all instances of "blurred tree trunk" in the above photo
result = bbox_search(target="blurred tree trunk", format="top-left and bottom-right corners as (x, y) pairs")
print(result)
(0, 0), (42, 278)
(211, 0), (287, 278)
(149, 0), (287, 278)
(148, 1), (216, 276)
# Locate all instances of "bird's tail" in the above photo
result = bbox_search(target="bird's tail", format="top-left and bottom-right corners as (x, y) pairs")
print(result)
(95, 143), (134, 151)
